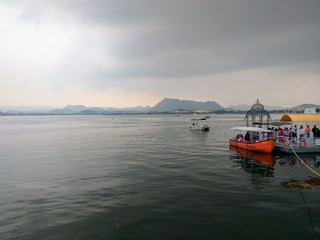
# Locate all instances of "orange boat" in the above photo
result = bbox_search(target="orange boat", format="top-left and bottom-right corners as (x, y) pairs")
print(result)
(229, 127), (275, 153)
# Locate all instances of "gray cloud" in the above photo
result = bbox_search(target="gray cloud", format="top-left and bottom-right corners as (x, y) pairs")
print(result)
(18, 0), (320, 77)
(49, 0), (320, 81)
(1, 0), (320, 107)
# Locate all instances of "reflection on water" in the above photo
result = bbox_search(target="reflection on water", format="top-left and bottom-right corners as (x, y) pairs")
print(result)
(278, 153), (320, 169)
(230, 145), (320, 190)
(1, 115), (320, 240)
(229, 146), (275, 176)
(281, 178), (320, 189)
(229, 146), (276, 191)
(278, 154), (320, 190)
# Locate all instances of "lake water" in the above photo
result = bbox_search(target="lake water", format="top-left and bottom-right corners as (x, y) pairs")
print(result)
(0, 114), (319, 240)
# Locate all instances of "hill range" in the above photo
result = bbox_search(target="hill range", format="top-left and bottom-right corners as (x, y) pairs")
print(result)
(0, 98), (319, 115)
(149, 98), (223, 112)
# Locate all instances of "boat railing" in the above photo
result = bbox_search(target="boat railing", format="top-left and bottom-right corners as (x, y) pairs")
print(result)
(232, 133), (274, 143)
(274, 136), (320, 149)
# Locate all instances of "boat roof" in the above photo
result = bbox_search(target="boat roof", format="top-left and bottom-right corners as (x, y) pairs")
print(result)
(280, 114), (320, 122)
(253, 121), (286, 126)
(230, 127), (272, 132)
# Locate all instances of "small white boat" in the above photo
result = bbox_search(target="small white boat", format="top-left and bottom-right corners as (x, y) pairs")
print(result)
(190, 119), (210, 131)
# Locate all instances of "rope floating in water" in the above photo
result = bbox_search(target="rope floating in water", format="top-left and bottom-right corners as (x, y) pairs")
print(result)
(285, 139), (320, 177)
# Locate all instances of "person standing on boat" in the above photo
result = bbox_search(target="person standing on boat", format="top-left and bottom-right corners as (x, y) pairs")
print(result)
(306, 125), (311, 138)
(289, 128), (294, 144)
(312, 125), (317, 144)
(312, 125), (317, 139)
(299, 126), (305, 138)
(299, 125), (306, 147)
(292, 125), (298, 138)
(291, 125), (297, 145)
(278, 127), (285, 144)
(245, 131), (251, 142)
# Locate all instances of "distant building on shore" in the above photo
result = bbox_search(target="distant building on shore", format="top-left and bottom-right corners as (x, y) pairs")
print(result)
(195, 109), (210, 114)
(285, 107), (304, 113)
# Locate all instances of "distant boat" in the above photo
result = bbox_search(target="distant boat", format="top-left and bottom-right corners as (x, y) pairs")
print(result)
(229, 127), (275, 153)
(190, 119), (210, 131)
(199, 116), (210, 120)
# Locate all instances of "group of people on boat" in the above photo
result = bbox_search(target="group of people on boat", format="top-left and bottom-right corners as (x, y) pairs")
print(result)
(235, 131), (273, 143)
(234, 124), (320, 144)
(230, 111), (320, 153)
(270, 125), (320, 139)
(269, 125), (320, 147)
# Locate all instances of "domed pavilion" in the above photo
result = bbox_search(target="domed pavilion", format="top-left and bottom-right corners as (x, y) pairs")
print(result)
(245, 99), (272, 127)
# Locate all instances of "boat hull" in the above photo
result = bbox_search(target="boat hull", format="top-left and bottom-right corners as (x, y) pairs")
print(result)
(229, 145), (275, 166)
(229, 139), (275, 153)
(190, 125), (210, 131)
(275, 145), (320, 154)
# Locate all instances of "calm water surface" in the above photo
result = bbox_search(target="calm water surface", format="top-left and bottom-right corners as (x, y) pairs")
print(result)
(0, 114), (319, 240)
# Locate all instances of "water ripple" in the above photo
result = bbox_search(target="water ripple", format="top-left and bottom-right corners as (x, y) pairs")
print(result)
(0, 115), (319, 240)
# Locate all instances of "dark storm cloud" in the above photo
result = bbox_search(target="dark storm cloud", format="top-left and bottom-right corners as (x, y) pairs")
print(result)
(20, 0), (320, 80)
(56, 0), (319, 79)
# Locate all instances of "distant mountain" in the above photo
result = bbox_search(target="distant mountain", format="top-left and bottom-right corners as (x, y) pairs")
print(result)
(0, 106), (52, 113)
(2, 101), (319, 116)
(64, 105), (90, 113)
(47, 105), (78, 115)
(296, 103), (320, 109)
(122, 106), (151, 112)
(226, 104), (251, 111)
(227, 104), (285, 111)
(47, 108), (70, 115)
(47, 104), (150, 115)
(149, 98), (224, 112)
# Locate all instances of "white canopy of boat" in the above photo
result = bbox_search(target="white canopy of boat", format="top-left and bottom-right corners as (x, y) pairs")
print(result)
(230, 127), (273, 133)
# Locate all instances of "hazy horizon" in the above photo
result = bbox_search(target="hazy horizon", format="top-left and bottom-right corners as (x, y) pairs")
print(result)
(1, 98), (318, 112)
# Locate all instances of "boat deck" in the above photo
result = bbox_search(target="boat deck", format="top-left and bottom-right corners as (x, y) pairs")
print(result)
(275, 138), (320, 154)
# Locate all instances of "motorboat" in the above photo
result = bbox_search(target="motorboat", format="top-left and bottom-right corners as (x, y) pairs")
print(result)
(229, 127), (275, 153)
(190, 119), (210, 131)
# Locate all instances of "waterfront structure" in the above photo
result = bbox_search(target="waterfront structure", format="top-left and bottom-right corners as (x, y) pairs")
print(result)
(245, 99), (272, 128)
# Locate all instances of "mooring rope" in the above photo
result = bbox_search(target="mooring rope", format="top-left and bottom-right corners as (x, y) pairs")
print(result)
(286, 139), (320, 177)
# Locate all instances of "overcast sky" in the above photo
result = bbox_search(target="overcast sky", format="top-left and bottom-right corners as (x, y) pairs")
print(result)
(0, 0), (320, 108)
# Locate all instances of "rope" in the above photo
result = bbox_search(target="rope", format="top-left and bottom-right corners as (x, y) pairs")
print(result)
(286, 139), (320, 177)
